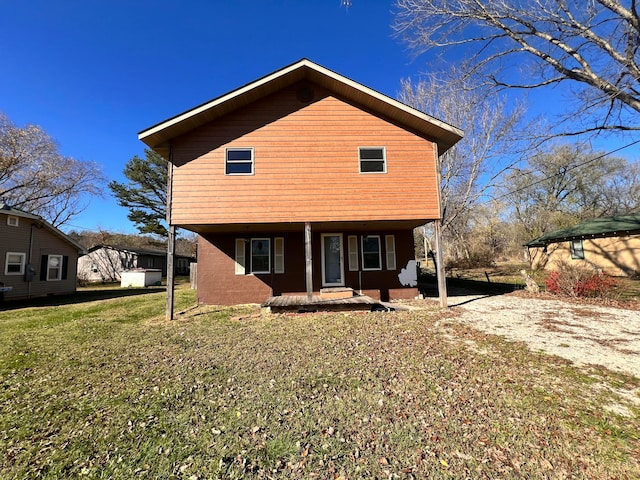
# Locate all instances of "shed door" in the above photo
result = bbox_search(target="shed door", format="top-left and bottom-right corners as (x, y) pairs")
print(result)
(321, 234), (344, 287)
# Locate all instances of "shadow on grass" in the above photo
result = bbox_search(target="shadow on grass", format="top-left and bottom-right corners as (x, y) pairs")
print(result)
(0, 287), (166, 311)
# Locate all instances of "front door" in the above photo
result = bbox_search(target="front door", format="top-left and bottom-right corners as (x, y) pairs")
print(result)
(321, 234), (344, 286)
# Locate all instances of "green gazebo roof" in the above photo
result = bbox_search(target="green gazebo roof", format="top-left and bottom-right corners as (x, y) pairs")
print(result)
(525, 213), (640, 247)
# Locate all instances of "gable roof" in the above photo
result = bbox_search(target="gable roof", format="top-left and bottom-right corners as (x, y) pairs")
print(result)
(138, 58), (463, 159)
(0, 203), (86, 253)
(525, 213), (640, 247)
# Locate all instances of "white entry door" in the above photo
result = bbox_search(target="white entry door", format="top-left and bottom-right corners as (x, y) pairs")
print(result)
(321, 234), (344, 286)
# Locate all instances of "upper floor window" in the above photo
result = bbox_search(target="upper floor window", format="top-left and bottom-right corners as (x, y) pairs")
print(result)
(5, 252), (26, 275)
(7, 215), (19, 227)
(226, 148), (254, 175)
(359, 147), (386, 173)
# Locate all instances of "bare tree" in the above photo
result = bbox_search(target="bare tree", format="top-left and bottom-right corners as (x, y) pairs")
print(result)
(0, 112), (104, 227)
(502, 143), (640, 241)
(394, 0), (640, 136)
(399, 69), (527, 261)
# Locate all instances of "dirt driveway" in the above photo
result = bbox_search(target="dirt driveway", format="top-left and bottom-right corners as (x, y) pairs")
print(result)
(446, 293), (640, 379)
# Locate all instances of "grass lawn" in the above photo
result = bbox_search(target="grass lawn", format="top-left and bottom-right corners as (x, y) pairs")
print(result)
(1, 286), (639, 479)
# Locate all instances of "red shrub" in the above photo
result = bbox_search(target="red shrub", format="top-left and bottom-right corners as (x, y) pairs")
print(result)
(544, 262), (618, 298)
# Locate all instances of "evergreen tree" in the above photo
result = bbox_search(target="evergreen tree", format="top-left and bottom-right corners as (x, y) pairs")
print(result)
(109, 149), (168, 237)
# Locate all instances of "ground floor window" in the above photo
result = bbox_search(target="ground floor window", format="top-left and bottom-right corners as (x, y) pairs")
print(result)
(5, 252), (26, 275)
(385, 235), (396, 270)
(361, 235), (382, 271)
(251, 238), (270, 274)
(47, 255), (64, 281)
(570, 239), (585, 260)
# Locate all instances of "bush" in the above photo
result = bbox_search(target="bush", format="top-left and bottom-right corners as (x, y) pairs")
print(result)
(544, 262), (618, 298)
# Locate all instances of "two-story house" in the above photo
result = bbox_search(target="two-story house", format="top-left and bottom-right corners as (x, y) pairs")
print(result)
(139, 59), (462, 307)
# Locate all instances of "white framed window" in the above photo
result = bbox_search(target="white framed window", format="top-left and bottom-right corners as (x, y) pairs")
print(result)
(7, 215), (19, 227)
(385, 235), (396, 270)
(361, 235), (382, 271)
(251, 238), (270, 274)
(359, 147), (386, 173)
(570, 239), (585, 260)
(235, 239), (246, 275)
(5, 252), (26, 275)
(47, 254), (63, 281)
(347, 235), (359, 271)
(226, 148), (254, 175)
(274, 237), (285, 274)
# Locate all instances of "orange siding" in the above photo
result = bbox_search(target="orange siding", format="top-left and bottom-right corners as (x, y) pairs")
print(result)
(170, 84), (440, 226)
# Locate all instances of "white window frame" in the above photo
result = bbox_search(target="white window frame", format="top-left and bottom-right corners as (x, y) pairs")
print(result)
(47, 254), (63, 281)
(385, 235), (396, 270)
(359, 147), (387, 174)
(235, 239), (246, 275)
(225, 148), (254, 175)
(7, 215), (19, 227)
(274, 237), (285, 274)
(5, 252), (26, 275)
(570, 239), (585, 260)
(361, 235), (382, 271)
(347, 235), (359, 271)
(250, 238), (271, 274)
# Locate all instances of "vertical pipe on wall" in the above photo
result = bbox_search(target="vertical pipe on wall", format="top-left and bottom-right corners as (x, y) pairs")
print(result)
(305, 222), (313, 301)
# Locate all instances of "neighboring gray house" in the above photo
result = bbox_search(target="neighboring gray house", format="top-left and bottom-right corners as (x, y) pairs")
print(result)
(77, 244), (192, 283)
(0, 203), (85, 301)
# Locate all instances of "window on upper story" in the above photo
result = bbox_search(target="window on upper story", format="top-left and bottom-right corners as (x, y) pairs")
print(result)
(226, 148), (254, 175)
(5, 252), (26, 275)
(570, 239), (585, 260)
(361, 235), (382, 271)
(359, 147), (386, 173)
(7, 215), (19, 227)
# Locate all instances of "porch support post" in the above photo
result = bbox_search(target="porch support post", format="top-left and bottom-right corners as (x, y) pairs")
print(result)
(433, 219), (447, 308)
(166, 224), (176, 320)
(305, 222), (313, 301)
(166, 148), (176, 320)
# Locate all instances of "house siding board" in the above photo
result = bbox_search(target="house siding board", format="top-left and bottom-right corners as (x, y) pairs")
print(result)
(0, 213), (78, 300)
(197, 228), (416, 305)
(170, 85), (439, 226)
(531, 235), (640, 276)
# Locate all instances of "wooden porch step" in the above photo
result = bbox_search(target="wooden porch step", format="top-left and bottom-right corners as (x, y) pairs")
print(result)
(320, 287), (355, 300)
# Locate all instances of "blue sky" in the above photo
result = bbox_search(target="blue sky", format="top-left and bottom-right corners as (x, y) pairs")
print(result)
(1, 0), (426, 233)
(1, 1), (638, 234)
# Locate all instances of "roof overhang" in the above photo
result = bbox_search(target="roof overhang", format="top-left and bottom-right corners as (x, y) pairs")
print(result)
(139, 59), (463, 160)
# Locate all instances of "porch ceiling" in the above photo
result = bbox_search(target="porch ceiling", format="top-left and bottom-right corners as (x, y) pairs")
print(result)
(179, 219), (435, 235)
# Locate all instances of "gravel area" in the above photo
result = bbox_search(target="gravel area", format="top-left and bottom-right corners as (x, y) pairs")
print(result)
(448, 293), (640, 379)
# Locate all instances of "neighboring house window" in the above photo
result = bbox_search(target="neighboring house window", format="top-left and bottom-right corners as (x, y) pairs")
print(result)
(46, 255), (64, 281)
(570, 239), (585, 260)
(7, 215), (19, 227)
(274, 237), (285, 274)
(5, 252), (26, 275)
(226, 148), (254, 175)
(385, 235), (396, 270)
(359, 147), (386, 173)
(251, 238), (270, 274)
(361, 235), (382, 270)
(347, 235), (359, 271)
(235, 239), (246, 275)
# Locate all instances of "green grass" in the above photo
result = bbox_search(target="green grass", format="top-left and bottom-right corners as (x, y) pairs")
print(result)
(1, 287), (639, 478)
